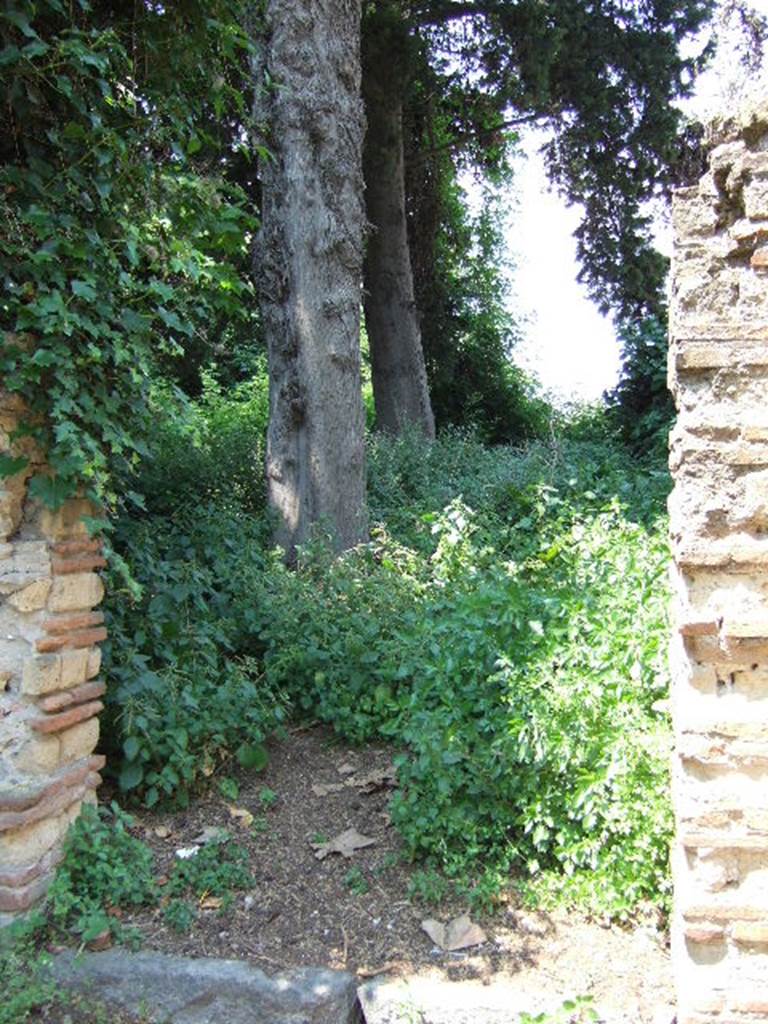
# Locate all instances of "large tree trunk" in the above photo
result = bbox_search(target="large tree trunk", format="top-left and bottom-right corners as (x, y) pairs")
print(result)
(362, 18), (435, 439)
(254, 0), (367, 555)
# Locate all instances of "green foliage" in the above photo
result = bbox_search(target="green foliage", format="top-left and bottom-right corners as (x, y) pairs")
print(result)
(46, 803), (156, 942)
(344, 866), (370, 896)
(606, 316), (674, 459)
(102, 386), (672, 919)
(102, 507), (287, 806)
(163, 898), (197, 934)
(519, 994), (599, 1024)
(257, 429), (672, 917)
(166, 834), (252, 902)
(0, 920), (57, 1024)
(404, 78), (548, 443)
(135, 367), (269, 518)
(0, 0), (257, 508)
(98, 376), (286, 807)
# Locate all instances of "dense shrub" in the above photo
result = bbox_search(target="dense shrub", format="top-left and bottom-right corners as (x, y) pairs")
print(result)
(104, 394), (673, 917)
(257, 434), (673, 916)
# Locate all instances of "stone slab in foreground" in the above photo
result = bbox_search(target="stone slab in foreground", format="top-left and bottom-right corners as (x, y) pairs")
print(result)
(48, 949), (361, 1024)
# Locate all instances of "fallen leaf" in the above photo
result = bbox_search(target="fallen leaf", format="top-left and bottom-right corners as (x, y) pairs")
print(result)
(312, 782), (346, 797)
(346, 766), (396, 793)
(227, 805), (254, 828)
(190, 826), (228, 845)
(310, 827), (376, 860)
(199, 895), (223, 911)
(337, 762), (356, 775)
(155, 874), (169, 887)
(421, 914), (487, 951)
(153, 826), (172, 839)
(86, 929), (112, 952)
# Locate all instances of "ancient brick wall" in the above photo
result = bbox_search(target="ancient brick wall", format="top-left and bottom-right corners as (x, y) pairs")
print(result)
(670, 100), (768, 1022)
(0, 381), (106, 923)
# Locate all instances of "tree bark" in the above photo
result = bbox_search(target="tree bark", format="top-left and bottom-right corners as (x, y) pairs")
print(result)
(362, 20), (436, 439)
(254, 0), (367, 555)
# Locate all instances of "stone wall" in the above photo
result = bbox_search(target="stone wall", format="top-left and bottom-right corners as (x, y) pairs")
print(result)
(0, 380), (106, 923)
(670, 100), (768, 1023)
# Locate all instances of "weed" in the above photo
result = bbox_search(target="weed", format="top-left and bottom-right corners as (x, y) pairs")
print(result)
(163, 898), (197, 933)
(47, 802), (156, 943)
(259, 786), (278, 808)
(219, 776), (240, 802)
(519, 994), (599, 1023)
(407, 869), (452, 906)
(344, 867), (370, 896)
(166, 834), (252, 899)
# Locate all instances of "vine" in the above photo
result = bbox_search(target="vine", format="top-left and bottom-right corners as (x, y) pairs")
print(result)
(0, 0), (259, 512)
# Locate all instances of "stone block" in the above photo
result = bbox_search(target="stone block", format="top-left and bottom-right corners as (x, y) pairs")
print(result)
(13, 733), (61, 775)
(59, 717), (100, 764)
(48, 572), (104, 613)
(39, 499), (94, 541)
(60, 648), (89, 688)
(673, 190), (719, 240)
(45, 952), (361, 1024)
(732, 922), (768, 945)
(0, 815), (66, 867)
(7, 579), (51, 612)
(21, 654), (62, 695)
(745, 183), (768, 221)
(0, 871), (54, 913)
(51, 555), (107, 575)
(44, 611), (104, 635)
(86, 646), (102, 680)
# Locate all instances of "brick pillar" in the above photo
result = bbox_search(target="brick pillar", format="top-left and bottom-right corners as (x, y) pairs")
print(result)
(670, 99), (768, 1023)
(0, 379), (106, 923)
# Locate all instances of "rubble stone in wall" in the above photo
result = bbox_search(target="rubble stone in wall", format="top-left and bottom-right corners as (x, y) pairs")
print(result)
(670, 98), (768, 1023)
(0, 374), (107, 923)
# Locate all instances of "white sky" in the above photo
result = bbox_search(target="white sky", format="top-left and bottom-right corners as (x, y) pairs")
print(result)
(505, 1), (768, 405)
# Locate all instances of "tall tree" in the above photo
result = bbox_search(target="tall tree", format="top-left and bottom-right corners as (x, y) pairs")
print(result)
(362, 7), (435, 438)
(254, 0), (368, 555)
(361, 0), (715, 436)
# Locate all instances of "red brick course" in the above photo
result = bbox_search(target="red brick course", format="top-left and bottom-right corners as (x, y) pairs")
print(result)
(30, 700), (103, 734)
(38, 680), (106, 713)
(36, 626), (108, 653)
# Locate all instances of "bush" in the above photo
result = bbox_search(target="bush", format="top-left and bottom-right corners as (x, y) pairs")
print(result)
(256, 432), (673, 916)
(104, 404), (673, 918)
(102, 505), (288, 806)
(134, 366), (269, 517)
(46, 803), (156, 943)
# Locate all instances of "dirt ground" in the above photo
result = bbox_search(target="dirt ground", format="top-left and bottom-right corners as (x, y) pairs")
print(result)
(40, 725), (674, 1024)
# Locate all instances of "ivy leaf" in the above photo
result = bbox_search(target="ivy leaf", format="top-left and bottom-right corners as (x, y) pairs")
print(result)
(0, 454), (28, 478)
(28, 473), (73, 510)
(71, 279), (97, 300)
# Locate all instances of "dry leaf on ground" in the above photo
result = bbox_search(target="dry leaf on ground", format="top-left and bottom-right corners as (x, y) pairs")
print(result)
(345, 766), (396, 793)
(311, 782), (346, 797)
(190, 826), (228, 845)
(310, 827), (376, 860)
(199, 895), (223, 911)
(337, 762), (357, 775)
(153, 825), (172, 839)
(227, 805), (254, 827)
(421, 914), (487, 951)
